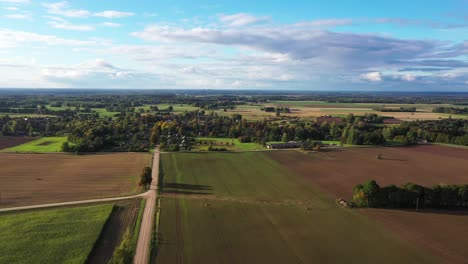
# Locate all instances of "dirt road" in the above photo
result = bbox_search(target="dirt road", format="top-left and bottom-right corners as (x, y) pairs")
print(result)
(134, 150), (159, 264)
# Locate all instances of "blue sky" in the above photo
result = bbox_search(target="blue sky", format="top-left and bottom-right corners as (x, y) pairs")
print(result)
(1, 0), (467, 90)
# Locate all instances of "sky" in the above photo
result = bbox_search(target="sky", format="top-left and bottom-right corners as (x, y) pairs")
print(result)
(0, 0), (468, 90)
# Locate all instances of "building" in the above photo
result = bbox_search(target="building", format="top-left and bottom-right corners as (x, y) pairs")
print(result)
(266, 141), (301, 149)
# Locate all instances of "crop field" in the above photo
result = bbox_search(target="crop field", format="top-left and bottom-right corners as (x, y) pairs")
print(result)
(0, 136), (35, 149)
(0, 204), (113, 264)
(0, 152), (151, 208)
(154, 152), (436, 263)
(267, 145), (468, 199)
(267, 145), (468, 263)
(1, 136), (69, 152)
(217, 101), (467, 121)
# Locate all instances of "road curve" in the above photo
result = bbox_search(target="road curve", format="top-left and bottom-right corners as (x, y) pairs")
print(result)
(134, 149), (159, 264)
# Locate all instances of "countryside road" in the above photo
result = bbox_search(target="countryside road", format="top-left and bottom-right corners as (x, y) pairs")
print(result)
(0, 149), (161, 264)
(134, 150), (159, 264)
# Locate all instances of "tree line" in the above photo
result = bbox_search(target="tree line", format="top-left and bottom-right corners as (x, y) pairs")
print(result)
(353, 180), (468, 209)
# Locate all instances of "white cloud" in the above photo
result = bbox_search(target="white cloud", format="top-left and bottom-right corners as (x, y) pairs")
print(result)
(48, 18), (94, 31)
(42, 1), (134, 19)
(42, 68), (86, 79)
(0, 0), (29, 3)
(4, 13), (31, 20)
(4, 7), (19, 11)
(401, 73), (416, 81)
(102, 22), (121, 27)
(219, 13), (270, 27)
(360, 72), (382, 82)
(293, 19), (353, 28)
(93, 11), (134, 18)
(43, 1), (90, 18)
(0, 28), (95, 48)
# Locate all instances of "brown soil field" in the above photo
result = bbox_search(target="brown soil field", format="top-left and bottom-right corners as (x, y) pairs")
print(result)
(363, 209), (468, 264)
(267, 145), (468, 263)
(0, 152), (151, 208)
(267, 145), (468, 199)
(87, 199), (141, 264)
(0, 136), (35, 149)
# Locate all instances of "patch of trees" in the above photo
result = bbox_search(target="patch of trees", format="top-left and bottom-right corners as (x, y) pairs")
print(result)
(261, 107), (291, 114)
(382, 119), (468, 146)
(207, 144), (228, 151)
(433, 107), (468, 115)
(374, 107), (416, 112)
(300, 140), (322, 151)
(353, 180), (468, 209)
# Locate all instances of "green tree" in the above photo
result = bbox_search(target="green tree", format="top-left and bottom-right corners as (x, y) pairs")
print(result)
(138, 167), (152, 190)
(108, 229), (134, 264)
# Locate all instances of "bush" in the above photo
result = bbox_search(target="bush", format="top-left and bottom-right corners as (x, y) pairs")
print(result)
(109, 229), (134, 264)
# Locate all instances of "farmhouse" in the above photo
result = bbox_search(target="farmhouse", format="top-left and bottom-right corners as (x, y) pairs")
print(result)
(266, 141), (301, 149)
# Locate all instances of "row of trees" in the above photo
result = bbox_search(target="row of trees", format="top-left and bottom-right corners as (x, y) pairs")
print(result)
(353, 180), (468, 209)
(433, 106), (468, 115)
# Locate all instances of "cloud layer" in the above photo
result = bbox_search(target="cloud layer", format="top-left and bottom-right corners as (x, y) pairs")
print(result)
(1, 4), (467, 90)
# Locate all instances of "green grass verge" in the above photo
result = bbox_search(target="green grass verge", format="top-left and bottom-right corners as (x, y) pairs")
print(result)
(1, 136), (69, 152)
(0, 204), (113, 264)
(195, 137), (266, 151)
(132, 199), (146, 245)
(155, 152), (437, 263)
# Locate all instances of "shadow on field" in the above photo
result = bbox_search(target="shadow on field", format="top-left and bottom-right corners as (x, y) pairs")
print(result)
(368, 207), (468, 216)
(164, 183), (212, 191)
(163, 183), (213, 196)
(163, 190), (212, 196)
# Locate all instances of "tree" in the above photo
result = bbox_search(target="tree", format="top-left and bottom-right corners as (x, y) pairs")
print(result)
(2, 124), (10, 136)
(281, 132), (288, 142)
(61, 141), (71, 152)
(138, 167), (152, 190)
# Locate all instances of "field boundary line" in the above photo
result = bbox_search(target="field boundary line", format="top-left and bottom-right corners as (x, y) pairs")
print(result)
(0, 191), (152, 213)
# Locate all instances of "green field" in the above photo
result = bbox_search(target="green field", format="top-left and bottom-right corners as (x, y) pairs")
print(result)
(0, 204), (113, 264)
(194, 137), (266, 151)
(155, 152), (437, 263)
(1, 136), (69, 152)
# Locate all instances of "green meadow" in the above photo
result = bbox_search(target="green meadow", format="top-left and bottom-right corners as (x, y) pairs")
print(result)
(0, 204), (113, 264)
(1, 137), (69, 152)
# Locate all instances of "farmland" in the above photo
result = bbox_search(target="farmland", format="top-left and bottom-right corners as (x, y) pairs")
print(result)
(154, 152), (436, 263)
(0, 136), (35, 149)
(1, 136), (69, 152)
(214, 101), (468, 122)
(0, 204), (113, 264)
(267, 145), (468, 199)
(0, 152), (151, 208)
(267, 145), (468, 263)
